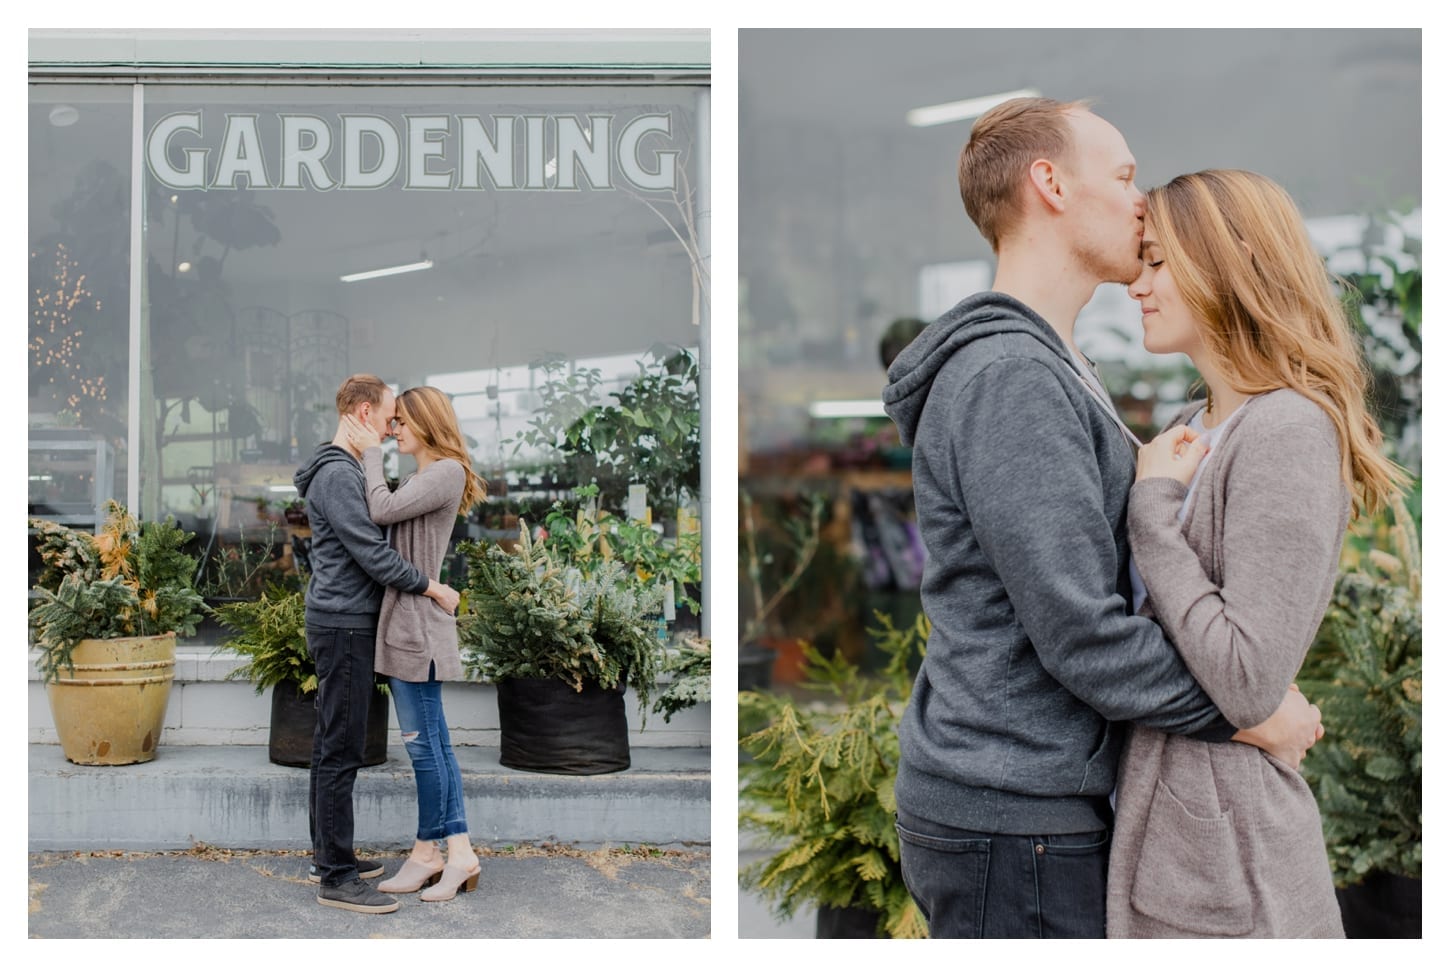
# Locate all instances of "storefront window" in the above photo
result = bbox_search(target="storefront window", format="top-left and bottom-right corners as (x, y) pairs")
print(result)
(31, 78), (706, 610)
(28, 85), (134, 532)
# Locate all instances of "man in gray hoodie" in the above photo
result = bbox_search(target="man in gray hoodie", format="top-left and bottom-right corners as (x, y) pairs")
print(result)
(294, 374), (461, 914)
(881, 97), (1323, 938)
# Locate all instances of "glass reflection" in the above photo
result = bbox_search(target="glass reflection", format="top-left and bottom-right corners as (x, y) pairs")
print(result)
(28, 86), (133, 538)
(130, 85), (704, 607)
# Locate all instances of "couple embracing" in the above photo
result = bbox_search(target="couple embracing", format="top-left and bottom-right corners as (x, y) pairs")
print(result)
(882, 97), (1403, 938)
(294, 376), (488, 914)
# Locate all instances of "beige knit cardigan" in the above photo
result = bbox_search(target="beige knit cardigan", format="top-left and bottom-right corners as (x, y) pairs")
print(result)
(360, 449), (466, 682)
(1106, 389), (1348, 938)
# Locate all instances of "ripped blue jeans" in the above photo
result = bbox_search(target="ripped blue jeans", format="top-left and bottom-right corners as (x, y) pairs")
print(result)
(389, 666), (469, 841)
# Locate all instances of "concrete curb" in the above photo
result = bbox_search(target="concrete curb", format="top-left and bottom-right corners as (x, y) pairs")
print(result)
(30, 743), (710, 851)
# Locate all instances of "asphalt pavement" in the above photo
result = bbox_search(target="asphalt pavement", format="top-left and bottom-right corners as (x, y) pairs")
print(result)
(28, 843), (710, 939)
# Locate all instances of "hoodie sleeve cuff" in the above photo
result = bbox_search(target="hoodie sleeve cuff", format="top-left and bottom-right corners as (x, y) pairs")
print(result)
(1186, 718), (1237, 743)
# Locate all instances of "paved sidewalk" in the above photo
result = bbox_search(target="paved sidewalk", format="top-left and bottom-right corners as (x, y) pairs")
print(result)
(738, 849), (814, 939)
(28, 844), (710, 939)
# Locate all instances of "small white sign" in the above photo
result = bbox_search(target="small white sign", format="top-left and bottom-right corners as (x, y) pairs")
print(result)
(627, 484), (648, 522)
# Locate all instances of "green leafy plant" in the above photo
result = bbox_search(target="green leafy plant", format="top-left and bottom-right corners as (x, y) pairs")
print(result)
(739, 488), (827, 644)
(1334, 213), (1421, 471)
(508, 345), (700, 520)
(1300, 490), (1421, 887)
(543, 485), (702, 615)
(28, 500), (206, 683)
(738, 611), (928, 939)
(651, 637), (711, 723)
(458, 522), (667, 715)
(212, 581), (316, 694)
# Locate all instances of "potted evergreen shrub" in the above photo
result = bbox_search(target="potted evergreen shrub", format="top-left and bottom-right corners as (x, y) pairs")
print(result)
(1300, 489), (1421, 938)
(651, 637), (711, 724)
(738, 612), (928, 939)
(191, 520), (301, 648)
(211, 580), (390, 767)
(457, 522), (666, 775)
(29, 501), (207, 765)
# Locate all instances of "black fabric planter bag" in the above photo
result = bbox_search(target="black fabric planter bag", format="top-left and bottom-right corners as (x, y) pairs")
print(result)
(496, 676), (630, 775)
(269, 677), (389, 768)
(738, 642), (776, 692)
(816, 905), (882, 939)
(1336, 871), (1422, 938)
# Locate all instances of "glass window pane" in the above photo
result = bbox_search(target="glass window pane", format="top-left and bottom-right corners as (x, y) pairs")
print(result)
(133, 83), (703, 598)
(28, 84), (133, 531)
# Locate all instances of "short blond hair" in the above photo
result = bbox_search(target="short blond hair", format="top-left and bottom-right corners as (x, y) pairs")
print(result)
(958, 96), (1094, 252)
(335, 374), (388, 415)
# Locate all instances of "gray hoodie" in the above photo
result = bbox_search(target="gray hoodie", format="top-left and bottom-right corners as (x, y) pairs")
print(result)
(882, 291), (1232, 836)
(294, 445), (429, 630)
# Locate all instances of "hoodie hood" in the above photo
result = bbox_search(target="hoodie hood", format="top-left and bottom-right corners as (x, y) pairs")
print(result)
(294, 444), (356, 498)
(882, 291), (1075, 446)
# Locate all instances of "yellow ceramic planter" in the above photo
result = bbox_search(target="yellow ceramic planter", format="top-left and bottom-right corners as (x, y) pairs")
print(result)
(45, 633), (176, 765)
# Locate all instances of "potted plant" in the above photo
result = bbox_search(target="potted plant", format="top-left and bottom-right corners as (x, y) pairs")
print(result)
(457, 522), (665, 775)
(738, 488), (827, 689)
(651, 637), (711, 724)
(211, 579), (390, 767)
(507, 345), (701, 527)
(28, 500), (207, 765)
(542, 484), (702, 621)
(191, 520), (302, 647)
(738, 611), (928, 939)
(1299, 488), (1421, 938)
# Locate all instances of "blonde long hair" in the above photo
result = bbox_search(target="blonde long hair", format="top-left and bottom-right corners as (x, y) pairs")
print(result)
(1144, 169), (1405, 516)
(396, 385), (487, 515)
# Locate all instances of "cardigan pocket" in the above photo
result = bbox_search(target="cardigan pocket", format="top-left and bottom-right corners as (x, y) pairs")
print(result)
(385, 595), (431, 654)
(1129, 779), (1254, 936)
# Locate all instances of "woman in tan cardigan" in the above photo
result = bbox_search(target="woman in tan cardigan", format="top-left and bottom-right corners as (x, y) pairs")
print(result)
(345, 386), (487, 902)
(1109, 170), (1405, 937)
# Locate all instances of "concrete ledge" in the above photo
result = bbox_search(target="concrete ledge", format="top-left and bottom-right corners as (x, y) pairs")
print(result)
(29, 743), (709, 851)
(29, 647), (710, 748)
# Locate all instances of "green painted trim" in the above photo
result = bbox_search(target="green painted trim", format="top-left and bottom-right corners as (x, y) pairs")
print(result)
(28, 29), (711, 72)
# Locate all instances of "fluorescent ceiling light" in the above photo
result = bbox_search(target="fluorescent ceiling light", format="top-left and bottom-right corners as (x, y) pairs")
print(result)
(906, 88), (1042, 128)
(809, 399), (888, 419)
(339, 259), (434, 283)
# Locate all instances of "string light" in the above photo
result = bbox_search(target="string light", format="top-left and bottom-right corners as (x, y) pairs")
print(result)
(30, 242), (108, 413)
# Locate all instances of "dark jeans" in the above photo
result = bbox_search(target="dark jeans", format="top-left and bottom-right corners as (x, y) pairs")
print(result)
(307, 624), (377, 888)
(895, 807), (1110, 938)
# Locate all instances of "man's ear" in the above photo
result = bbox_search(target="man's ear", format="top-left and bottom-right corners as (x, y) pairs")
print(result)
(1027, 158), (1068, 214)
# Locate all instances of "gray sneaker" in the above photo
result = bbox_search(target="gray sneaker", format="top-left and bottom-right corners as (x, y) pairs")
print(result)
(309, 858), (384, 883)
(317, 877), (400, 914)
